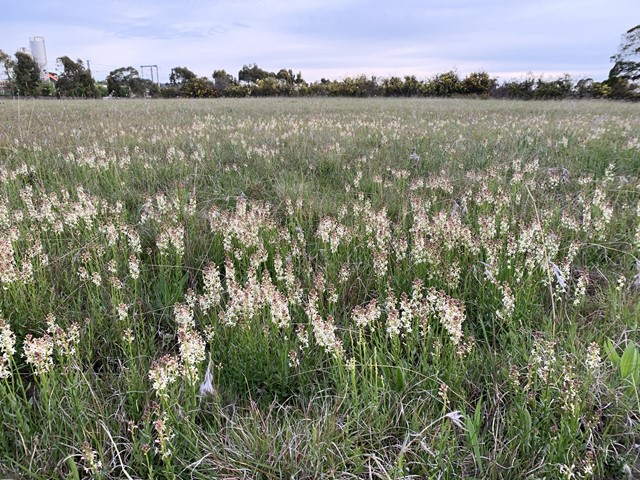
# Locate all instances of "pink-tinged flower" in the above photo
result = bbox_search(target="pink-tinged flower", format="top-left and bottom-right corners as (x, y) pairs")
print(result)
(198, 262), (222, 312)
(0, 235), (18, 286)
(311, 313), (343, 358)
(0, 318), (15, 379)
(148, 354), (181, 399)
(178, 329), (206, 384)
(157, 224), (185, 257)
(23, 334), (54, 375)
(80, 441), (102, 475)
(173, 303), (194, 331)
(128, 255), (140, 280)
(352, 299), (380, 329)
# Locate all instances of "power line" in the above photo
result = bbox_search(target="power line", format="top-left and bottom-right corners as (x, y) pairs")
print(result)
(89, 63), (123, 69)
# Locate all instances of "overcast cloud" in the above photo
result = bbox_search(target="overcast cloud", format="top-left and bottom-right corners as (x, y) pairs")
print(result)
(1, 0), (638, 83)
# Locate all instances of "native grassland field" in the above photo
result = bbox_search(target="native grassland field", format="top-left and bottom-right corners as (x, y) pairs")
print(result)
(0, 98), (639, 479)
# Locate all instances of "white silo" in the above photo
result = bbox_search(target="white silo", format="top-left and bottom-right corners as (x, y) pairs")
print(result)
(29, 36), (47, 78)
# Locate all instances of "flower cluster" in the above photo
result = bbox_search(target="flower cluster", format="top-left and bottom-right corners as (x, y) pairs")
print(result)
(585, 342), (601, 374)
(316, 216), (351, 254)
(153, 410), (174, 461)
(529, 336), (557, 383)
(198, 263), (223, 312)
(307, 290), (343, 357)
(156, 224), (185, 258)
(80, 441), (102, 476)
(208, 197), (275, 253)
(383, 280), (466, 345)
(148, 354), (181, 399)
(352, 299), (381, 330)
(0, 318), (15, 379)
(46, 314), (80, 359)
(23, 333), (54, 376)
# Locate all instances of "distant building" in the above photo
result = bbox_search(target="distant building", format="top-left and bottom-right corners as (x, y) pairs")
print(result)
(0, 79), (12, 96)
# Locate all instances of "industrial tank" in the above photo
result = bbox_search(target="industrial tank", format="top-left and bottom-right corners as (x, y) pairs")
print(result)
(29, 36), (47, 76)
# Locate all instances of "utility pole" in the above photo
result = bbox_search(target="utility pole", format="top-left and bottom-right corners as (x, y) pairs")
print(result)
(141, 65), (160, 88)
(140, 65), (149, 83)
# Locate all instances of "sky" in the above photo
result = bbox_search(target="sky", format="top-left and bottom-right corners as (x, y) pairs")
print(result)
(1, 0), (638, 84)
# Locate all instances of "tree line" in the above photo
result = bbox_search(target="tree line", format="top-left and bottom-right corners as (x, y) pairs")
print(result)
(1, 25), (638, 100)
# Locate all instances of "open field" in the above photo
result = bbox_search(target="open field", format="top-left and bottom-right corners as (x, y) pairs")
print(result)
(0, 97), (639, 479)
